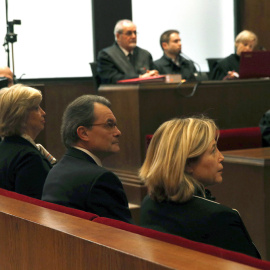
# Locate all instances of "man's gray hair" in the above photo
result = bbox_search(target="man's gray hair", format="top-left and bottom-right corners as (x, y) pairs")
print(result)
(61, 95), (111, 148)
(114, 19), (134, 40)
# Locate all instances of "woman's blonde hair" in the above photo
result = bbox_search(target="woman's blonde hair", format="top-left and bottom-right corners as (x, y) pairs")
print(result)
(139, 116), (218, 203)
(235, 30), (258, 47)
(0, 84), (42, 136)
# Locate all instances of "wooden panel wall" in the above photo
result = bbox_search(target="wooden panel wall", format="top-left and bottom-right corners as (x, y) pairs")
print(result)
(239, 0), (270, 50)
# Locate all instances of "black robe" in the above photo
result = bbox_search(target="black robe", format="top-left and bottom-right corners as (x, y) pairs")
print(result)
(211, 54), (240, 80)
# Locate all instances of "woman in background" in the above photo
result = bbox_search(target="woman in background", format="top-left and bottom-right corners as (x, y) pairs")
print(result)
(211, 30), (258, 80)
(0, 84), (56, 199)
(139, 116), (260, 258)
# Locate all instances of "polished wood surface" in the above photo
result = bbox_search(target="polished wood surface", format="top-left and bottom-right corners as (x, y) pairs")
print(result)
(239, 0), (270, 51)
(0, 195), (259, 270)
(98, 79), (270, 204)
(209, 147), (270, 260)
(222, 147), (270, 165)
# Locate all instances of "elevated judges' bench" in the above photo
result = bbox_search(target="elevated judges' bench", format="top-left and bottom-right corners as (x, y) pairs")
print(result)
(98, 79), (270, 205)
(0, 195), (268, 270)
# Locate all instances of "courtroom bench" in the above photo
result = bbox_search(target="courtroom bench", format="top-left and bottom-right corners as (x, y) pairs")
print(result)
(0, 188), (270, 269)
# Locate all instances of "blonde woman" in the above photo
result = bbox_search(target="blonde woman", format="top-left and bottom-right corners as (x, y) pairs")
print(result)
(140, 116), (260, 258)
(0, 84), (55, 199)
(211, 30), (258, 80)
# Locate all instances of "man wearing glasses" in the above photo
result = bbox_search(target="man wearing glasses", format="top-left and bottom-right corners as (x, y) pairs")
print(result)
(97, 19), (159, 84)
(42, 95), (132, 223)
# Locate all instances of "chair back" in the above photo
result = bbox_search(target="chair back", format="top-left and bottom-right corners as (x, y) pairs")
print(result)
(206, 58), (222, 74)
(89, 62), (101, 92)
(217, 127), (262, 151)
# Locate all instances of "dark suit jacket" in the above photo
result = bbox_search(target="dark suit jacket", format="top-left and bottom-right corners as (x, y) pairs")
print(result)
(97, 42), (155, 84)
(140, 194), (260, 258)
(0, 136), (52, 199)
(154, 54), (197, 81)
(42, 147), (132, 223)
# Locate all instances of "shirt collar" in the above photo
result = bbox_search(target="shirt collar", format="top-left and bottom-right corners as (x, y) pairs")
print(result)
(21, 134), (37, 148)
(118, 44), (133, 56)
(73, 146), (102, 167)
(164, 53), (180, 66)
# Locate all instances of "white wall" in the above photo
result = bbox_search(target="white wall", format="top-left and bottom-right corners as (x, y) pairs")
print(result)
(132, 0), (235, 72)
(0, 0), (234, 78)
(0, 0), (93, 79)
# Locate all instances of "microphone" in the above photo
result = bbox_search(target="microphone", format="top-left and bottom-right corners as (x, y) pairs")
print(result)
(181, 52), (203, 80)
(181, 52), (201, 72)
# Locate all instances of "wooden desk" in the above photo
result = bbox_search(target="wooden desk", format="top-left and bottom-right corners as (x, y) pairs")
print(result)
(98, 79), (270, 204)
(0, 195), (259, 270)
(209, 147), (270, 260)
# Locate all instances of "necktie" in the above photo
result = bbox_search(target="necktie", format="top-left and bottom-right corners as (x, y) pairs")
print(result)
(127, 53), (134, 66)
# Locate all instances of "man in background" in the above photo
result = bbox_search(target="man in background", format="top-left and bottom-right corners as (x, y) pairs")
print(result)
(97, 19), (159, 84)
(154, 30), (197, 81)
(42, 95), (132, 223)
(0, 66), (14, 87)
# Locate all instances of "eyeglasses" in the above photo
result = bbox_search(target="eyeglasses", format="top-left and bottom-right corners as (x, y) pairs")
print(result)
(91, 121), (118, 130)
(121, 31), (137, 36)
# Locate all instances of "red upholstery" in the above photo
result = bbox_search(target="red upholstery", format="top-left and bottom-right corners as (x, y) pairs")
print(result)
(146, 127), (262, 152)
(145, 134), (153, 150)
(217, 127), (262, 151)
(93, 217), (270, 270)
(0, 188), (98, 220)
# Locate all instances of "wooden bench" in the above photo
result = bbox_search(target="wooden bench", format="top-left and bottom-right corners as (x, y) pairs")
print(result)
(1, 188), (270, 269)
(1, 195), (269, 270)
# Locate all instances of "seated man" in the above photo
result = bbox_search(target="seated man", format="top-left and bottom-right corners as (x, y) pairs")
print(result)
(0, 66), (14, 87)
(97, 19), (158, 84)
(154, 30), (197, 81)
(42, 95), (132, 223)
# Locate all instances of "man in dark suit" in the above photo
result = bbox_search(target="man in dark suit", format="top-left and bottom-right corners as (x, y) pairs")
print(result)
(97, 19), (159, 84)
(42, 95), (132, 223)
(154, 30), (197, 81)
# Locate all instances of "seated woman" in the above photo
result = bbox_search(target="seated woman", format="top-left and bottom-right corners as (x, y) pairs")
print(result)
(211, 30), (258, 80)
(139, 116), (260, 258)
(0, 84), (56, 199)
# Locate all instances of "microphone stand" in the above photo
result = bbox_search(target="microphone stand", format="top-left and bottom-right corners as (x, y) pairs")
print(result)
(181, 52), (202, 74)
(3, 0), (21, 82)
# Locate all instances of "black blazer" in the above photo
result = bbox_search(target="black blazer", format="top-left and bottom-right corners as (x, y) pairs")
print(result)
(42, 147), (132, 223)
(97, 42), (155, 84)
(154, 54), (197, 81)
(0, 136), (52, 199)
(140, 194), (260, 258)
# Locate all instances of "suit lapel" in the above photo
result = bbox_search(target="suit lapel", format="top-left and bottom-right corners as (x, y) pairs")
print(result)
(106, 43), (136, 75)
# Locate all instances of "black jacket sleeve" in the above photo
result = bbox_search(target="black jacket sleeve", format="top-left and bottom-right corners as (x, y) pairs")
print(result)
(87, 171), (133, 223)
